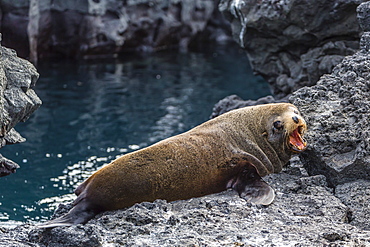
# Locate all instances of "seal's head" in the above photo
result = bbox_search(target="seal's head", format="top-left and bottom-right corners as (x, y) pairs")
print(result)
(262, 103), (307, 154)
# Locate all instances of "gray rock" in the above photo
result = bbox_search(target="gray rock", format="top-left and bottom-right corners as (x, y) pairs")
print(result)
(360, 31), (370, 52)
(1, 0), (233, 61)
(336, 180), (370, 230)
(0, 40), (42, 175)
(219, 0), (364, 98)
(210, 4), (370, 235)
(211, 94), (285, 118)
(290, 32), (370, 187)
(288, 32), (370, 232)
(0, 154), (19, 177)
(357, 1), (370, 31)
(2, 169), (370, 246)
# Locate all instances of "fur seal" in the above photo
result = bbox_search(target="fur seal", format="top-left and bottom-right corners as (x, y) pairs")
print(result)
(38, 103), (307, 228)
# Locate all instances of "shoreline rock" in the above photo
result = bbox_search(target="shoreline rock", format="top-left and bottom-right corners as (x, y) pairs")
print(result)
(211, 37), (370, 239)
(219, 0), (365, 98)
(2, 162), (370, 246)
(288, 31), (370, 231)
(0, 38), (42, 176)
(210, 0), (370, 238)
(2, 164), (370, 246)
(290, 32), (370, 187)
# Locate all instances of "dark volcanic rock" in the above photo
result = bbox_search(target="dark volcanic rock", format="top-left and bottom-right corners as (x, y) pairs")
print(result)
(211, 94), (285, 118)
(0, 39), (42, 175)
(210, 2), (370, 235)
(0, 154), (19, 177)
(290, 32), (370, 187)
(219, 0), (364, 98)
(211, 32), (370, 232)
(213, 1), (370, 188)
(335, 180), (370, 230)
(2, 169), (370, 246)
(288, 27), (370, 231)
(357, 1), (370, 31)
(1, 0), (232, 61)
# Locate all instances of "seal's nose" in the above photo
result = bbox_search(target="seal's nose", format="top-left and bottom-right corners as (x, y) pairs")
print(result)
(292, 116), (299, 124)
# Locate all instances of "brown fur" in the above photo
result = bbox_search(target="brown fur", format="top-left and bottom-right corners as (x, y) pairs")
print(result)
(38, 103), (307, 227)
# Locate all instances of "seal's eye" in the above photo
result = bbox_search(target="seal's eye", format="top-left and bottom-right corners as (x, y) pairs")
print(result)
(273, 121), (283, 131)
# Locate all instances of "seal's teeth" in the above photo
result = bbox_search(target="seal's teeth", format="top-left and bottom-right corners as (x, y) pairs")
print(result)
(289, 128), (307, 151)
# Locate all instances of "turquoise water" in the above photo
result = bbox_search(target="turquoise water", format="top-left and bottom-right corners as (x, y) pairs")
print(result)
(0, 47), (270, 223)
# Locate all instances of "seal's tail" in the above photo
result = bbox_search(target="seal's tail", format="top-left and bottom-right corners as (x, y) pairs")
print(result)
(37, 199), (98, 228)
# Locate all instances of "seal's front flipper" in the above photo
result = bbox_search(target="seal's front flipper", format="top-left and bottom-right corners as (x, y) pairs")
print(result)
(234, 178), (275, 205)
(231, 165), (275, 205)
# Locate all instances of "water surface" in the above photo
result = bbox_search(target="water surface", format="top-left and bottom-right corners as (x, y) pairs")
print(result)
(0, 47), (270, 223)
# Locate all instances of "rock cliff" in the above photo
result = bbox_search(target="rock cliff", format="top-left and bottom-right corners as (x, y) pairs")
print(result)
(0, 37), (42, 176)
(1, 0), (232, 62)
(290, 32), (370, 187)
(219, 0), (366, 98)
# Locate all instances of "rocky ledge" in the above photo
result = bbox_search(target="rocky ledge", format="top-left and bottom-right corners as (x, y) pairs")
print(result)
(0, 38), (42, 177)
(219, 0), (366, 98)
(291, 32), (370, 187)
(1, 164), (369, 246)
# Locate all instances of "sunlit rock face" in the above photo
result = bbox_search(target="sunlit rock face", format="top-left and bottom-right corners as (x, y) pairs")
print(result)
(1, 0), (232, 61)
(0, 39), (42, 176)
(219, 0), (365, 98)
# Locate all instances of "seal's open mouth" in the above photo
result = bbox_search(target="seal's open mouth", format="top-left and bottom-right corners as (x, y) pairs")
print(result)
(288, 126), (307, 152)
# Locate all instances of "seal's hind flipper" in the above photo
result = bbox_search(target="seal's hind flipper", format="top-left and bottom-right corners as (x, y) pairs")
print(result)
(37, 198), (98, 228)
(37, 213), (77, 228)
(231, 165), (275, 205)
